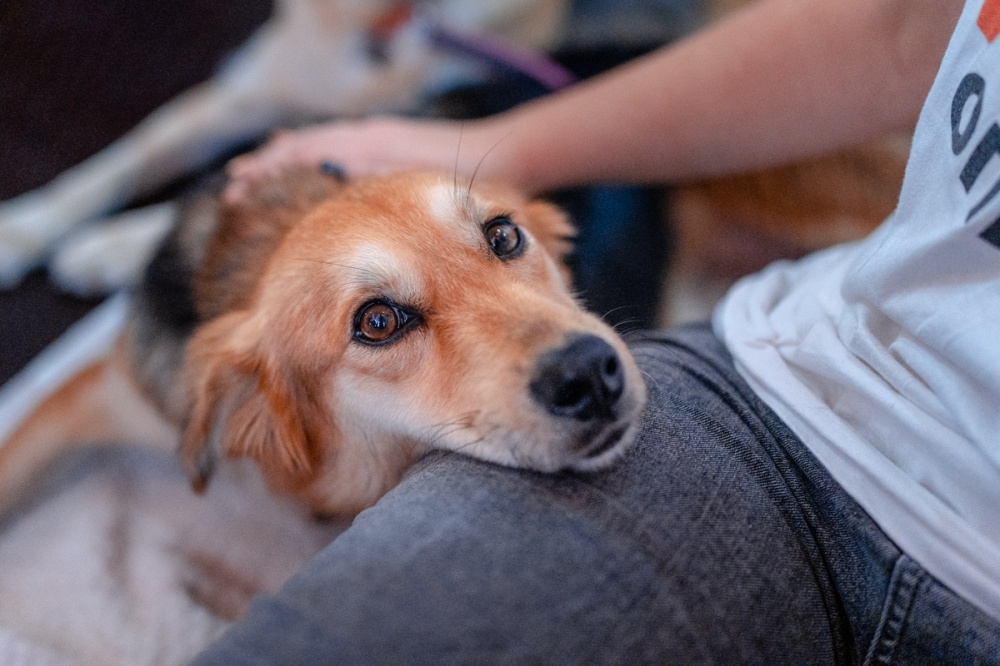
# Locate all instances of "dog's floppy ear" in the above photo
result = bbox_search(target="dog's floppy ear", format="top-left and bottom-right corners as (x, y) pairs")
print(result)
(179, 314), (327, 494)
(521, 199), (576, 285)
(196, 166), (346, 320)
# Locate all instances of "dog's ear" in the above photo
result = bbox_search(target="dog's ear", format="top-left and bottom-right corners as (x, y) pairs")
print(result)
(521, 199), (576, 285)
(197, 167), (347, 320)
(179, 314), (325, 494)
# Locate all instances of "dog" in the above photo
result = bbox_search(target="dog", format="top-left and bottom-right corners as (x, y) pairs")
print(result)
(0, 0), (570, 295)
(660, 137), (910, 325)
(649, 1), (911, 326)
(0, 168), (646, 661)
(0, 447), (349, 665)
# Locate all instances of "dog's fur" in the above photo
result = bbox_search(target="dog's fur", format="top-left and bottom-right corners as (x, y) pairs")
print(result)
(2, 169), (646, 514)
(0, 0), (569, 294)
(661, 137), (909, 324)
(652, 0), (911, 325)
(0, 448), (347, 665)
(0, 169), (645, 661)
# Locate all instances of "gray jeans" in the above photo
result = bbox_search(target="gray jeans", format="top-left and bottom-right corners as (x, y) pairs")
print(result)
(193, 326), (1000, 664)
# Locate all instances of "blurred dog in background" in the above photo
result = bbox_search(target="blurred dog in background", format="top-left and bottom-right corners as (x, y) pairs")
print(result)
(663, 137), (908, 323)
(0, 0), (571, 294)
(0, 0), (906, 325)
(656, 0), (908, 323)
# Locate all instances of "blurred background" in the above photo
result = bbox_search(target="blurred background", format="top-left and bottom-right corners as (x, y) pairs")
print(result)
(0, 0), (272, 384)
(0, 0), (712, 386)
(0, 0), (907, 387)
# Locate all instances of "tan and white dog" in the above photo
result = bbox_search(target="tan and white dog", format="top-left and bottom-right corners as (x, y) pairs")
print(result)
(0, 0), (569, 294)
(0, 168), (646, 663)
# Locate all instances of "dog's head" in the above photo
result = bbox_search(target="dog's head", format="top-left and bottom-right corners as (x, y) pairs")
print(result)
(181, 170), (646, 515)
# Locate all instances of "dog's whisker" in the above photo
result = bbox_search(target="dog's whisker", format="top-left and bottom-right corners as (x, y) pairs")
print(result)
(424, 424), (470, 449)
(444, 421), (499, 456)
(431, 421), (507, 461)
(419, 412), (477, 435)
(466, 131), (514, 202)
(450, 426), (493, 454)
(610, 316), (642, 330)
(620, 328), (657, 344)
(601, 305), (631, 321)
(453, 123), (465, 201)
(419, 412), (482, 450)
(613, 320), (648, 339)
(450, 434), (488, 455)
(421, 426), (462, 450)
(638, 368), (663, 393)
(601, 309), (648, 335)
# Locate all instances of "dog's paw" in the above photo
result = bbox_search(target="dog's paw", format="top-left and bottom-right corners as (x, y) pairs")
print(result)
(0, 231), (45, 289)
(49, 203), (177, 296)
(0, 195), (65, 288)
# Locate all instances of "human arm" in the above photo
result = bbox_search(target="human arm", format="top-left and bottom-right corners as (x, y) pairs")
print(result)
(227, 0), (961, 195)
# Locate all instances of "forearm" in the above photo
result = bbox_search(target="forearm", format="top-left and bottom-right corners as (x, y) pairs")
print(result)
(473, 0), (960, 191)
(227, 0), (959, 196)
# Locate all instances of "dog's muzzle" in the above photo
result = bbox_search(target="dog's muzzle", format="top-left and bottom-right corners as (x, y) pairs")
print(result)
(530, 334), (626, 425)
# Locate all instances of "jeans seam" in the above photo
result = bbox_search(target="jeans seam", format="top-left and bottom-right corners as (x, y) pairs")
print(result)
(864, 554), (924, 665)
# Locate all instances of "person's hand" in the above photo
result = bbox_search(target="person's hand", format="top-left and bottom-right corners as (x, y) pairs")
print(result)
(224, 117), (511, 201)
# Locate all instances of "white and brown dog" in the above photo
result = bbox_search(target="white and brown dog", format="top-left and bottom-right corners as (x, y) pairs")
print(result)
(0, 0), (570, 294)
(0, 168), (645, 662)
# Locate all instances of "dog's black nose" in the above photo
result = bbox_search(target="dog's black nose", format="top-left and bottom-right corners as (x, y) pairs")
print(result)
(530, 335), (625, 421)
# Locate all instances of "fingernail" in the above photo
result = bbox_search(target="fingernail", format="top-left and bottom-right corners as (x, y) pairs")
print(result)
(319, 161), (347, 180)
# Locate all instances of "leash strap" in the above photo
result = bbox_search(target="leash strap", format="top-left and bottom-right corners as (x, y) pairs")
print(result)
(370, 2), (577, 93)
(424, 19), (577, 92)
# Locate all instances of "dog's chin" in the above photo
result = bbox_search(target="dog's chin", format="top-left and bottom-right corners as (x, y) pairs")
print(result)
(438, 423), (617, 476)
(469, 415), (641, 476)
(562, 419), (640, 473)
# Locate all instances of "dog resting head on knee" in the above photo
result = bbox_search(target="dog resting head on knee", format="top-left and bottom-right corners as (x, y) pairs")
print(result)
(139, 169), (646, 517)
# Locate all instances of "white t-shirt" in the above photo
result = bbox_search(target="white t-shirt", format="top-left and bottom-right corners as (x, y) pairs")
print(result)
(715, 0), (1000, 621)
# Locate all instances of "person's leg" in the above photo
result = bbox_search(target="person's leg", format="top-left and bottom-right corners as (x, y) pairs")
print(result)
(191, 326), (1000, 664)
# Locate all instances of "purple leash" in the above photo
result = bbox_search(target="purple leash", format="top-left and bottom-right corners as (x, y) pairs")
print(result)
(421, 18), (578, 93)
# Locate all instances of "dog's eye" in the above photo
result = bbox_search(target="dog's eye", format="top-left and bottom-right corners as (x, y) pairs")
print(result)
(354, 301), (415, 345)
(484, 216), (523, 259)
